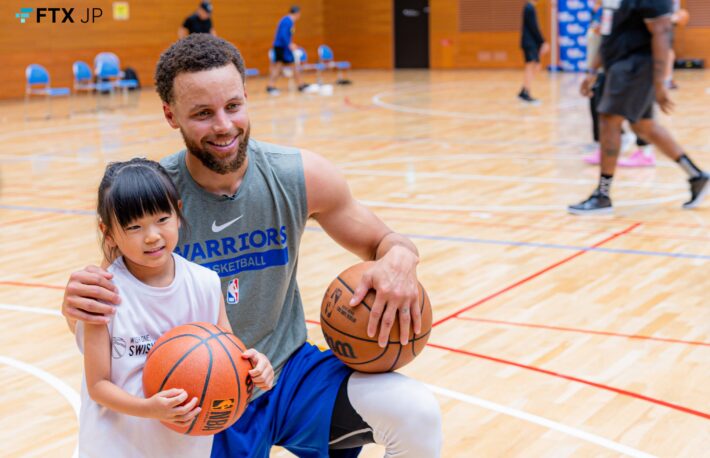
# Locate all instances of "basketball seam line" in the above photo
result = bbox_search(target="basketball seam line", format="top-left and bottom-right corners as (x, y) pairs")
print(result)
(190, 323), (244, 427)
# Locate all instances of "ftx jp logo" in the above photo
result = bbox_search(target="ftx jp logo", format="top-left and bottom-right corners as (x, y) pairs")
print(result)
(15, 7), (103, 24)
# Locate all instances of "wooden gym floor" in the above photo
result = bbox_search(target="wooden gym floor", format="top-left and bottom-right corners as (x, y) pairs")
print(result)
(1, 69), (709, 457)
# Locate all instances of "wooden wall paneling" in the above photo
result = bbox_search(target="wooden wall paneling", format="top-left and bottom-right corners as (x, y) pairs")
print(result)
(323, 0), (394, 69)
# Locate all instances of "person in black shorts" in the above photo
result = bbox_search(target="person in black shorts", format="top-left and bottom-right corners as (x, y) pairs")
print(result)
(569, 0), (708, 215)
(266, 6), (309, 95)
(178, 1), (215, 38)
(519, 0), (549, 103)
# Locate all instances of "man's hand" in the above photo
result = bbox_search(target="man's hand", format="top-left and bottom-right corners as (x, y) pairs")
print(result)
(655, 85), (674, 114)
(580, 74), (597, 98)
(62, 265), (120, 326)
(348, 246), (420, 347)
(540, 42), (550, 56)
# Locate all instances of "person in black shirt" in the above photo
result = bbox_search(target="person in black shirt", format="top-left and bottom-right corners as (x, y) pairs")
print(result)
(179, 1), (216, 38)
(569, 0), (708, 215)
(519, 0), (549, 103)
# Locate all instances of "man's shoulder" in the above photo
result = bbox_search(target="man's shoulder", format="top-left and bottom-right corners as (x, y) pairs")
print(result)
(159, 150), (185, 178)
(250, 139), (300, 159)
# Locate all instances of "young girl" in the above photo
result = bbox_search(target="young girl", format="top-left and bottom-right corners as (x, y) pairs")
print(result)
(77, 158), (274, 457)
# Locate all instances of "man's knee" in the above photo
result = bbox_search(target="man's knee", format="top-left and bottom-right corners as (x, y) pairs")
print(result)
(348, 372), (442, 457)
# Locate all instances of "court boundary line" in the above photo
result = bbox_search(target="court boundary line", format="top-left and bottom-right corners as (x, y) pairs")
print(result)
(426, 384), (656, 458)
(304, 317), (710, 422)
(456, 317), (710, 347)
(0, 304), (656, 457)
(0, 304), (654, 458)
(426, 342), (710, 421)
(0, 355), (79, 458)
(432, 222), (642, 328)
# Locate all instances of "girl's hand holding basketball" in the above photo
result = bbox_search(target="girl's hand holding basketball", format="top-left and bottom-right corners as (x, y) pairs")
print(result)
(242, 349), (274, 390)
(145, 388), (201, 425)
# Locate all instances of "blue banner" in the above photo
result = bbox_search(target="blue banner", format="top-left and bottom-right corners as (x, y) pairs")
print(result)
(558, 0), (595, 72)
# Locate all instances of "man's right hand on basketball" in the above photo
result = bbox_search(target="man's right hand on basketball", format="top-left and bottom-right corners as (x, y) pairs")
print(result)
(62, 265), (120, 328)
(146, 388), (201, 425)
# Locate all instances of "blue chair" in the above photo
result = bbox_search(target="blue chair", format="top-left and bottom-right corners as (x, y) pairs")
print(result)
(94, 52), (139, 94)
(294, 47), (325, 84)
(24, 64), (71, 119)
(72, 61), (113, 93)
(318, 45), (352, 85)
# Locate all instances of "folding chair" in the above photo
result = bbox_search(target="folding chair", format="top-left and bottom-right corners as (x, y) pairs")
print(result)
(317, 45), (352, 85)
(72, 61), (114, 111)
(24, 64), (71, 120)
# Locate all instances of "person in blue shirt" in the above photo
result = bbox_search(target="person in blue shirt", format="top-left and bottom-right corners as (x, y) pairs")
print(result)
(267, 6), (309, 95)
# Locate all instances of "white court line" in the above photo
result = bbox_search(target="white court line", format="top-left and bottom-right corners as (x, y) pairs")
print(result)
(0, 304), (78, 457)
(0, 356), (79, 458)
(338, 152), (685, 169)
(426, 384), (656, 458)
(0, 303), (656, 456)
(344, 168), (687, 190)
(359, 194), (688, 212)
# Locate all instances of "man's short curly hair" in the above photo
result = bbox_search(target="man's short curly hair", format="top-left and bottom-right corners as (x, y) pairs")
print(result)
(155, 34), (246, 104)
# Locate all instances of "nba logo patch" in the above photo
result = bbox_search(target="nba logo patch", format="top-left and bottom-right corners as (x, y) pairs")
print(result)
(227, 278), (240, 304)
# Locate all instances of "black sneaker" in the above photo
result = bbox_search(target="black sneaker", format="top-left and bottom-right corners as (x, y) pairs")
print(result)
(298, 84), (310, 92)
(682, 172), (710, 209)
(518, 90), (539, 104)
(266, 86), (280, 95)
(568, 191), (613, 215)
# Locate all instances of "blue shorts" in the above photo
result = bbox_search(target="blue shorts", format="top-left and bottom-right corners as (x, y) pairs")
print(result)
(211, 343), (355, 458)
(273, 46), (294, 64)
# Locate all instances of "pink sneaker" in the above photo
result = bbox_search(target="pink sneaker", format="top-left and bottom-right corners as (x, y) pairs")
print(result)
(583, 148), (601, 165)
(619, 149), (656, 167)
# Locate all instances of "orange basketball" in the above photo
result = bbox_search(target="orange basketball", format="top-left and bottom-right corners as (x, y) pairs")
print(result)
(320, 262), (432, 373)
(143, 322), (253, 435)
(675, 9), (690, 27)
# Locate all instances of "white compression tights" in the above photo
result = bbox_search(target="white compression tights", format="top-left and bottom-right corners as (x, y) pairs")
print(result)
(347, 372), (442, 458)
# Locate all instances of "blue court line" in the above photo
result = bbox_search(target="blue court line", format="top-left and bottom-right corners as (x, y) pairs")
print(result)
(2, 204), (708, 261)
(0, 204), (94, 216)
(304, 227), (710, 261)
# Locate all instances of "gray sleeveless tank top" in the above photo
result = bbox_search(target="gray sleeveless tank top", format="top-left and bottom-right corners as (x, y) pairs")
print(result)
(161, 139), (308, 395)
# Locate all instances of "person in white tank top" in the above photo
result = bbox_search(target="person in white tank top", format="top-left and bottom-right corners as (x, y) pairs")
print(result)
(78, 158), (274, 457)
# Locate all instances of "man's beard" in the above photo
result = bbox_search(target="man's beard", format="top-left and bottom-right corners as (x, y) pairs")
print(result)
(181, 124), (250, 175)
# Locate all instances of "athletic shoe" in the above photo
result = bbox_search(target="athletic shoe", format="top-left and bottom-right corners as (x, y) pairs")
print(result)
(518, 90), (539, 104)
(583, 148), (601, 165)
(568, 191), (613, 215)
(682, 172), (710, 209)
(266, 86), (280, 96)
(618, 149), (656, 167)
(298, 84), (310, 92)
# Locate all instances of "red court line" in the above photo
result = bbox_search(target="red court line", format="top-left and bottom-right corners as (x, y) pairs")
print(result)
(432, 222), (642, 328)
(306, 317), (710, 421)
(0, 281), (64, 290)
(426, 342), (710, 421)
(380, 214), (710, 243)
(344, 96), (375, 111)
(457, 317), (710, 347)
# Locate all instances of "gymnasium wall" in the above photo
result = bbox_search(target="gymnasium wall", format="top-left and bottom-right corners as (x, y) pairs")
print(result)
(430, 0), (551, 69)
(3, 0), (709, 101)
(0, 0), (325, 101)
(323, 0), (394, 69)
(675, 0), (710, 63)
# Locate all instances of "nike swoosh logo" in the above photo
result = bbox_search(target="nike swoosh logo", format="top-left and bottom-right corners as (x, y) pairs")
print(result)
(211, 215), (244, 233)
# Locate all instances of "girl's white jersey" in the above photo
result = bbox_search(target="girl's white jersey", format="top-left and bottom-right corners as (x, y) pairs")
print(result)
(76, 254), (221, 457)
